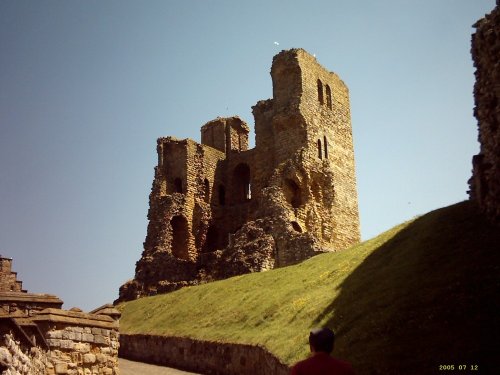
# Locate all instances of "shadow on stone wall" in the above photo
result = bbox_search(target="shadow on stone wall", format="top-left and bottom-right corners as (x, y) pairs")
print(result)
(119, 334), (289, 375)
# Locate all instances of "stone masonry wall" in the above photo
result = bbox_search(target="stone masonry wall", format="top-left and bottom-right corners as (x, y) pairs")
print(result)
(1, 259), (120, 375)
(0, 308), (120, 375)
(119, 334), (289, 375)
(0, 333), (48, 375)
(33, 309), (120, 375)
(469, 2), (500, 223)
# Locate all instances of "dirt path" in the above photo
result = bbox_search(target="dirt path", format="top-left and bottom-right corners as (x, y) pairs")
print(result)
(119, 358), (201, 375)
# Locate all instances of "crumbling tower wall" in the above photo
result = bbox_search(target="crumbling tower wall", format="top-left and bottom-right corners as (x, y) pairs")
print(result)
(469, 2), (500, 223)
(252, 50), (359, 265)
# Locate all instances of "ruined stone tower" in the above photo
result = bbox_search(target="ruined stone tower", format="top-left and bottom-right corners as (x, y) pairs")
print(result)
(118, 49), (360, 302)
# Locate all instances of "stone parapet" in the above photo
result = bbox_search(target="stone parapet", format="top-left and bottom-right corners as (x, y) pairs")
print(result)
(32, 308), (119, 330)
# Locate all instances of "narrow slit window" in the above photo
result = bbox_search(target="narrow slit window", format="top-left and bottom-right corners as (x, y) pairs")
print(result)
(218, 185), (226, 205)
(317, 139), (322, 159)
(204, 179), (210, 203)
(317, 79), (324, 105)
(233, 163), (251, 203)
(174, 178), (183, 193)
(326, 84), (332, 109)
(324, 136), (328, 159)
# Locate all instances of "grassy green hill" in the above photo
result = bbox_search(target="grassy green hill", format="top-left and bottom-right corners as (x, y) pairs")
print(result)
(119, 201), (499, 374)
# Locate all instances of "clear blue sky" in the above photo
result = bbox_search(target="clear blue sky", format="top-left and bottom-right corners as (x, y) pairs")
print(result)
(0, 0), (494, 311)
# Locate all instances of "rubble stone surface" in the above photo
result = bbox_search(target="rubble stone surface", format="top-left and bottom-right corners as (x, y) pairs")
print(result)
(118, 49), (361, 302)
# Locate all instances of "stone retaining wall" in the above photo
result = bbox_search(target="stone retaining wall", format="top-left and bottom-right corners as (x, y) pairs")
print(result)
(119, 334), (289, 375)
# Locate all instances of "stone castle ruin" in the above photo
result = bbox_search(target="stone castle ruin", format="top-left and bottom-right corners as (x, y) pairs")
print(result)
(118, 49), (360, 302)
(469, 1), (500, 223)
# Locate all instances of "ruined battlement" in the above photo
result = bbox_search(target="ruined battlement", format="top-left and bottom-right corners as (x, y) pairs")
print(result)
(201, 116), (250, 154)
(0, 256), (26, 293)
(118, 49), (360, 302)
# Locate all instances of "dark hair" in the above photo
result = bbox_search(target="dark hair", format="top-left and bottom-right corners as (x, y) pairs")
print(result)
(309, 327), (335, 354)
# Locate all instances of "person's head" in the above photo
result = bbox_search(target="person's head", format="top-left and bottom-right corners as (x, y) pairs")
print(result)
(309, 327), (335, 354)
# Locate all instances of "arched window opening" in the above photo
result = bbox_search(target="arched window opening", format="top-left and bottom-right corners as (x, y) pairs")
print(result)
(284, 179), (302, 208)
(317, 139), (322, 159)
(317, 79), (324, 105)
(203, 179), (210, 203)
(326, 84), (332, 109)
(291, 221), (303, 233)
(170, 215), (189, 260)
(174, 178), (183, 193)
(233, 163), (251, 203)
(202, 225), (219, 253)
(218, 185), (226, 205)
(323, 136), (328, 159)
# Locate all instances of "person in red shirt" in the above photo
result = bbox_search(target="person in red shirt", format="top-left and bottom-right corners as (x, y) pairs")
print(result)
(290, 327), (355, 375)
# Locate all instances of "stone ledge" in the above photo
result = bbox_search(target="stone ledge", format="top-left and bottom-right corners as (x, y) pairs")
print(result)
(0, 292), (63, 305)
(32, 309), (118, 330)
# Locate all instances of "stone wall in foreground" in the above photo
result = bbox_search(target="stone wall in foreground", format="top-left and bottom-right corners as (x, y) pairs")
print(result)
(469, 2), (500, 223)
(119, 334), (289, 375)
(0, 306), (120, 375)
(33, 308), (120, 375)
(0, 257), (121, 375)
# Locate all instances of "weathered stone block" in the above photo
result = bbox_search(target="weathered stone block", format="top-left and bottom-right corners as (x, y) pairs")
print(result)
(47, 330), (63, 339)
(83, 353), (96, 364)
(71, 352), (82, 365)
(73, 343), (90, 353)
(0, 347), (12, 366)
(81, 334), (94, 343)
(47, 339), (61, 348)
(94, 335), (108, 345)
(60, 340), (75, 350)
(55, 362), (68, 374)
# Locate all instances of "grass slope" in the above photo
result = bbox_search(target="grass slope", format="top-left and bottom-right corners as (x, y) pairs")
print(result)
(119, 201), (499, 374)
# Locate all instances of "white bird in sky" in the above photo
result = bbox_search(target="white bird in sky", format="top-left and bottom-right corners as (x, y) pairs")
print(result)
(274, 41), (279, 46)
